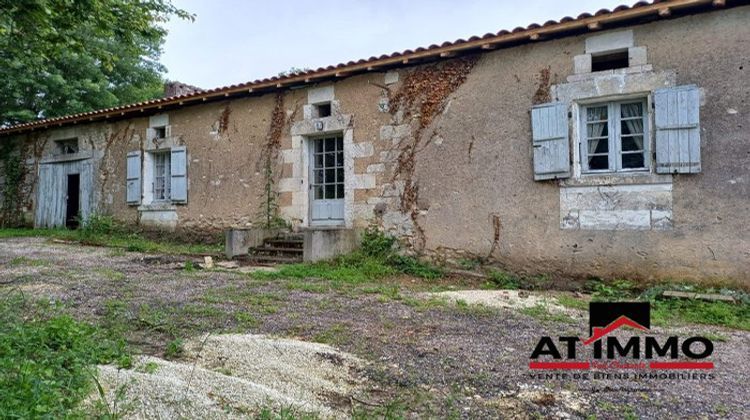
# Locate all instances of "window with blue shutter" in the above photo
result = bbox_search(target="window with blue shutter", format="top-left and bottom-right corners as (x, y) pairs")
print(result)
(170, 146), (188, 203)
(531, 102), (571, 180)
(126, 151), (141, 204)
(654, 85), (701, 174)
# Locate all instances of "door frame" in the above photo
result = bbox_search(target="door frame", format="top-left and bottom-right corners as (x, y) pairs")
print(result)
(308, 133), (346, 227)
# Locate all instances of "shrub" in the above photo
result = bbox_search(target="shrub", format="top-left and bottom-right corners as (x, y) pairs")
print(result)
(360, 226), (396, 258)
(164, 338), (184, 359)
(486, 269), (520, 289)
(0, 293), (129, 418)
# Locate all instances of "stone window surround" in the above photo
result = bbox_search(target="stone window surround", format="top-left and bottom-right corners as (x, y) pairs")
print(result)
(552, 33), (679, 231)
(138, 134), (181, 221)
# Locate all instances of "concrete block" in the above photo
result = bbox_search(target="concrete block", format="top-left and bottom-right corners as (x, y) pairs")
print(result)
(384, 71), (399, 85)
(303, 228), (360, 262)
(350, 142), (374, 158)
(585, 30), (633, 55)
(308, 85), (334, 104)
(366, 163), (385, 173)
(352, 174), (376, 189)
(574, 54), (592, 74)
(578, 210), (651, 230)
(138, 206), (177, 230)
(380, 125), (395, 140)
(225, 227), (285, 258)
(628, 46), (648, 66)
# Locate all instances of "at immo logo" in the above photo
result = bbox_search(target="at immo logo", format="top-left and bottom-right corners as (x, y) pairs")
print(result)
(529, 302), (715, 370)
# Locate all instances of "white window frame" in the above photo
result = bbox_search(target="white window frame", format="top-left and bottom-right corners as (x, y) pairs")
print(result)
(579, 98), (650, 174)
(152, 151), (171, 202)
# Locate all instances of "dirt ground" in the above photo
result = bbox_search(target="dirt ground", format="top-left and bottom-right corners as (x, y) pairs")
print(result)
(1, 237), (748, 419)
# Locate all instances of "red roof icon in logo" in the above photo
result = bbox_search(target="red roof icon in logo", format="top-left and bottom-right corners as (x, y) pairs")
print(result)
(582, 315), (649, 346)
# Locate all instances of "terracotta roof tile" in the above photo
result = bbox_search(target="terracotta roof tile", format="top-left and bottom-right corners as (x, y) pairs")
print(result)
(0, 0), (732, 135)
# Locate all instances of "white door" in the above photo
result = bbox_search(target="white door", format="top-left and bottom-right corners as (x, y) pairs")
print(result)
(310, 135), (344, 225)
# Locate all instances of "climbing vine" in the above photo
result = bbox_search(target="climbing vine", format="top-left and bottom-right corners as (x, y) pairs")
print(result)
(256, 92), (296, 228)
(0, 141), (28, 227)
(387, 55), (479, 249)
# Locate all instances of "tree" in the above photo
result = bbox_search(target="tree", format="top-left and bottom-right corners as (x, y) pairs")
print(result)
(0, 0), (193, 126)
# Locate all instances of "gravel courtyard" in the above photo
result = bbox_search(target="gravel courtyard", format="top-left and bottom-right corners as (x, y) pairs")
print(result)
(1, 237), (748, 419)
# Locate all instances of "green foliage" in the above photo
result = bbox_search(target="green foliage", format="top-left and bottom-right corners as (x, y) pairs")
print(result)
(650, 299), (749, 330)
(164, 338), (184, 360)
(0, 225), (222, 255)
(0, 292), (129, 418)
(485, 269), (520, 289)
(0, 0), (194, 126)
(387, 254), (443, 279)
(0, 143), (25, 227)
(588, 279), (637, 301)
(360, 226), (396, 258)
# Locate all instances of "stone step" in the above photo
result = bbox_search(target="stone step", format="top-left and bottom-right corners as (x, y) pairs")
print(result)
(264, 239), (304, 249)
(246, 255), (302, 264)
(250, 246), (303, 254)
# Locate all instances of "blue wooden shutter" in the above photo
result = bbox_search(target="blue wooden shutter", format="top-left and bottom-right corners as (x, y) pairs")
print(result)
(531, 102), (570, 180)
(654, 85), (701, 174)
(126, 151), (141, 204)
(170, 146), (188, 203)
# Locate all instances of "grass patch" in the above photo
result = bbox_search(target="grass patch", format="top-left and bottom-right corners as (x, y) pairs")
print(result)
(93, 267), (126, 281)
(164, 338), (184, 360)
(252, 227), (443, 283)
(312, 323), (351, 346)
(0, 292), (129, 418)
(556, 295), (589, 311)
(520, 304), (574, 324)
(8, 256), (50, 267)
(484, 269), (520, 289)
(0, 215), (221, 256)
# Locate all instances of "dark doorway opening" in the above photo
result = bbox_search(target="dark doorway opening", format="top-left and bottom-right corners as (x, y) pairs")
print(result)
(66, 174), (80, 229)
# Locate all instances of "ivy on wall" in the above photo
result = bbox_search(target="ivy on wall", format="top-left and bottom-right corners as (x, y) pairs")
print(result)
(0, 142), (26, 227)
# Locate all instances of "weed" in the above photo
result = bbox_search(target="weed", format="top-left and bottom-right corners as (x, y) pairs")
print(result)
(485, 269), (520, 289)
(256, 404), (320, 420)
(164, 338), (184, 359)
(95, 268), (126, 281)
(136, 362), (159, 374)
(458, 258), (481, 270)
(360, 226), (396, 258)
(0, 292), (129, 418)
(183, 260), (196, 272)
(235, 311), (259, 329)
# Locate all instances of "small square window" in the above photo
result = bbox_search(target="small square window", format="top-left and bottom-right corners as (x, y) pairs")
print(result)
(55, 138), (79, 155)
(313, 103), (332, 118)
(153, 126), (167, 139)
(591, 50), (629, 72)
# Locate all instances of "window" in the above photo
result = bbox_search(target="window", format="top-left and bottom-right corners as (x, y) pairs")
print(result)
(153, 126), (167, 139)
(582, 99), (648, 173)
(313, 102), (332, 118)
(153, 151), (171, 201)
(311, 135), (344, 200)
(55, 138), (79, 154)
(591, 50), (629, 72)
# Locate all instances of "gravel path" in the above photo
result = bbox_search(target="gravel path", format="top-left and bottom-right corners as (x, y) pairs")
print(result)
(1, 237), (748, 419)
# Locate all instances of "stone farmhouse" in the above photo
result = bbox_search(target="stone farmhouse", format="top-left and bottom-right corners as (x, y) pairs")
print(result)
(0, 0), (748, 283)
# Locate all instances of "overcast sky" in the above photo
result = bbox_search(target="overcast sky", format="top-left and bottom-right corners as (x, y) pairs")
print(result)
(162, 0), (627, 89)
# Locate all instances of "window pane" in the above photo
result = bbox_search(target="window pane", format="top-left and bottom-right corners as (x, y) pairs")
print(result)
(325, 152), (335, 167)
(315, 140), (323, 153)
(586, 106), (607, 122)
(336, 137), (343, 151)
(336, 167), (344, 183)
(325, 169), (335, 183)
(336, 151), (343, 167)
(588, 155), (609, 170)
(314, 169), (324, 184)
(587, 122), (608, 138)
(314, 185), (324, 199)
(336, 184), (344, 199)
(622, 152), (645, 169)
(621, 136), (644, 152)
(620, 102), (643, 119)
(325, 184), (336, 199)
(325, 138), (336, 152)
(588, 138), (608, 154)
(314, 153), (324, 168)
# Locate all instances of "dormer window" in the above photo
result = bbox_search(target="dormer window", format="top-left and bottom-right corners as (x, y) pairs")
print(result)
(55, 138), (79, 155)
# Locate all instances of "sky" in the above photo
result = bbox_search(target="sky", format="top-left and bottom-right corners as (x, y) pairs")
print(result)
(162, 0), (628, 90)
